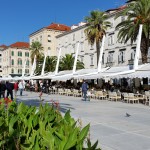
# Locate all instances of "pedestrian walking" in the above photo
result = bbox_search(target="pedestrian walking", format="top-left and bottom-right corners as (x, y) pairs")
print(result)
(18, 80), (24, 96)
(0, 81), (6, 99)
(81, 80), (88, 101)
(6, 81), (14, 100)
(14, 81), (18, 97)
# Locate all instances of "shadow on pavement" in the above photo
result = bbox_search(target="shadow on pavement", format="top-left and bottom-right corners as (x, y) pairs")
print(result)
(16, 98), (75, 114)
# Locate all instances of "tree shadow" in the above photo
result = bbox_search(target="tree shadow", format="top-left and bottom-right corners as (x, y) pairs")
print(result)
(16, 98), (75, 114)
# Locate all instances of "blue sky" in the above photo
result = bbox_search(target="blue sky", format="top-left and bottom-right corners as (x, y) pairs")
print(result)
(0, 0), (126, 46)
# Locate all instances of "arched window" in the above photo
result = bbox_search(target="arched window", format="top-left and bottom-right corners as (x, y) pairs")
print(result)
(25, 52), (29, 57)
(18, 69), (22, 74)
(11, 51), (14, 56)
(25, 69), (29, 74)
(18, 59), (22, 65)
(18, 51), (22, 56)
(11, 59), (14, 65)
(26, 60), (29, 66)
(11, 68), (14, 74)
(48, 35), (51, 42)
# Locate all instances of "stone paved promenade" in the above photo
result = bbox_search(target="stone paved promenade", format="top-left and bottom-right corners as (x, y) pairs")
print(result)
(16, 91), (150, 150)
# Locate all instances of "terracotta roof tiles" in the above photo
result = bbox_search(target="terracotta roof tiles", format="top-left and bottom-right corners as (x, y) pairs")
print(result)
(0, 44), (7, 48)
(106, 5), (127, 12)
(46, 23), (71, 31)
(9, 42), (29, 48)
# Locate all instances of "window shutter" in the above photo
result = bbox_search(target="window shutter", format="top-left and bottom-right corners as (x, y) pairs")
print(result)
(123, 51), (125, 62)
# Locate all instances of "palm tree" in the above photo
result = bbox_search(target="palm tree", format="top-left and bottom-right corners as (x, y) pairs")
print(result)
(34, 56), (43, 75)
(45, 56), (57, 72)
(116, 0), (150, 63)
(30, 41), (44, 63)
(59, 54), (84, 71)
(34, 56), (57, 75)
(84, 10), (111, 64)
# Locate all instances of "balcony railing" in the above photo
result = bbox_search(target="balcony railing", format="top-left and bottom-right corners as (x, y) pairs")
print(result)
(128, 58), (145, 65)
(105, 62), (115, 67)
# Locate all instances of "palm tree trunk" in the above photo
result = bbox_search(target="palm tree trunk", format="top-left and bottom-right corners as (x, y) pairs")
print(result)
(140, 35), (148, 63)
(96, 41), (100, 65)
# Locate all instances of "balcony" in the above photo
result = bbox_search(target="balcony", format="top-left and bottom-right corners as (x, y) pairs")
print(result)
(128, 59), (143, 65)
(118, 61), (125, 64)
(128, 59), (134, 65)
(105, 62), (115, 67)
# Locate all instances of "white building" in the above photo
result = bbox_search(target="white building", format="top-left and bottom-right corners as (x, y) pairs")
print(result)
(56, 22), (97, 69)
(56, 6), (148, 70)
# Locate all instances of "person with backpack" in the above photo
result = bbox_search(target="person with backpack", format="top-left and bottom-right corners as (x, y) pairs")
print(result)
(6, 81), (14, 100)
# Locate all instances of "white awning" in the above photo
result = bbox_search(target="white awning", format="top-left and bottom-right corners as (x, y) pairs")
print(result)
(116, 63), (150, 79)
(73, 66), (131, 79)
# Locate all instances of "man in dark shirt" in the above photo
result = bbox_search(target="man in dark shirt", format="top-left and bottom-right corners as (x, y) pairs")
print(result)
(81, 80), (88, 101)
(0, 81), (6, 99)
(6, 81), (14, 100)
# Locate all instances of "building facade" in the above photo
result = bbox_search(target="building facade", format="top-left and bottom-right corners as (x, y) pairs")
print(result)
(29, 23), (70, 56)
(56, 6), (149, 70)
(2, 42), (31, 77)
(0, 45), (7, 76)
(56, 22), (97, 69)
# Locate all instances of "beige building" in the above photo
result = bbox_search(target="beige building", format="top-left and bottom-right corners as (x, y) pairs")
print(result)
(29, 23), (70, 56)
(0, 45), (7, 76)
(2, 42), (31, 77)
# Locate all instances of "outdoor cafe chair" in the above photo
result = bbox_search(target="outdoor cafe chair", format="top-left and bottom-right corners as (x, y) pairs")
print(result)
(58, 88), (63, 95)
(73, 89), (82, 97)
(109, 92), (121, 101)
(122, 93), (129, 103)
(95, 91), (106, 100)
(145, 96), (150, 106)
(66, 89), (73, 96)
(128, 93), (139, 104)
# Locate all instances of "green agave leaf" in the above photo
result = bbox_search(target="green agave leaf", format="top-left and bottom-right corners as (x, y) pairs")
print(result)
(79, 124), (90, 142)
(54, 130), (64, 140)
(0, 117), (4, 126)
(9, 115), (19, 135)
(32, 114), (39, 128)
(64, 110), (71, 122)
(28, 130), (37, 145)
(33, 135), (40, 150)
(17, 102), (27, 114)
(41, 130), (55, 150)
(63, 128), (78, 149)
(91, 140), (101, 150)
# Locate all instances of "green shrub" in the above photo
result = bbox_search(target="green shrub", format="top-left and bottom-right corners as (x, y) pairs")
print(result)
(0, 102), (100, 150)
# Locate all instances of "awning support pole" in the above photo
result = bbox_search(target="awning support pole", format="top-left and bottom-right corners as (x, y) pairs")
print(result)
(22, 59), (26, 77)
(41, 52), (47, 76)
(55, 47), (62, 75)
(98, 35), (106, 73)
(30, 55), (36, 76)
(134, 24), (143, 70)
(73, 42), (80, 74)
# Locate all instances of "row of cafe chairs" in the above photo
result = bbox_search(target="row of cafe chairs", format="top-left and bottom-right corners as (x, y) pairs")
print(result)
(122, 93), (139, 104)
(51, 88), (150, 105)
(122, 91), (150, 104)
(57, 88), (82, 97)
(108, 92), (121, 101)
